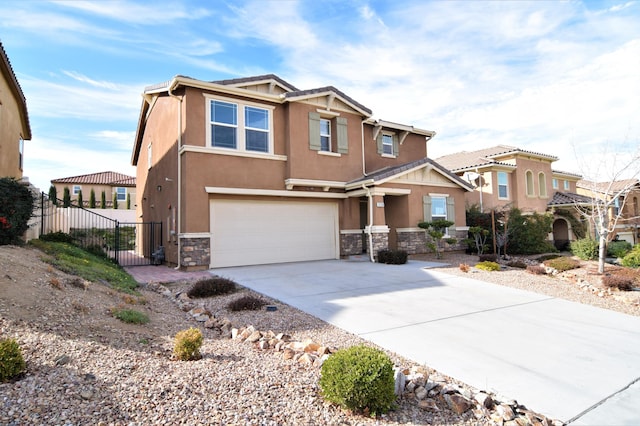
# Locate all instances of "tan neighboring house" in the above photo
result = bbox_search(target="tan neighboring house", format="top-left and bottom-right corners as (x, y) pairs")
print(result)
(436, 145), (586, 248)
(51, 171), (136, 209)
(0, 41), (31, 179)
(576, 179), (640, 244)
(132, 74), (473, 270)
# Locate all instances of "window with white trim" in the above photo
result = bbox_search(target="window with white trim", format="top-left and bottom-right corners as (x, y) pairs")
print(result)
(320, 118), (331, 151)
(431, 196), (447, 221)
(552, 178), (558, 189)
(497, 171), (508, 199)
(564, 180), (569, 190)
(382, 134), (393, 155)
(116, 187), (126, 201)
(208, 98), (272, 153)
(73, 185), (81, 195)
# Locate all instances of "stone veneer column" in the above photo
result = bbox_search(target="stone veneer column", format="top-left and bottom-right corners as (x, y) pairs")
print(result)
(396, 227), (428, 254)
(340, 230), (363, 256)
(365, 225), (389, 259)
(180, 236), (210, 271)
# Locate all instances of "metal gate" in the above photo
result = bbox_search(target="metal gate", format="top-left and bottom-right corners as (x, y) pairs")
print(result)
(114, 222), (163, 266)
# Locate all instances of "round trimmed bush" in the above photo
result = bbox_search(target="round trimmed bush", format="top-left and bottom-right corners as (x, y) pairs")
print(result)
(571, 238), (599, 261)
(475, 261), (501, 271)
(0, 338), (26, 382)
(319, 345), (396, 415)
(173, 327), (203, 361)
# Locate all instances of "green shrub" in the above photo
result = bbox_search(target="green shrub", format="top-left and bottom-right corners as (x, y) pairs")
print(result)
(479, 254), (497, 262)
(39, 231), (74, 243)
(535, 254), (560, 262)
(89, 189), (96, 208)
(112, 308), (149, 324)
(506, 208), (556, 254)
(0, 338), (26, 382)
(48, 185), (58, 205)
(0, 177), (35, 245)
(621, 246), (640, 268)
(544, 256), (580, 272)
(506, 260), (527, 269)
(377, 249), (408, 265)
(475, 261), (501, 271)
(227, 295), (267, 311)
(602, 275), (635, 291)
(101, 191), (106, 209)
(63, 187), (71, 207)
(187, 277), (237, 298)
(608, 240), (632, 258)
(319, 345), (396, 415)
(571, 238), (599, 260)
(526, 265), (547, 275)
(173, 327), (203, 361)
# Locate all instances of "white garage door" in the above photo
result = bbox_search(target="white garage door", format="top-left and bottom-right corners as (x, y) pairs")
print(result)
(210, 199), (339, 268)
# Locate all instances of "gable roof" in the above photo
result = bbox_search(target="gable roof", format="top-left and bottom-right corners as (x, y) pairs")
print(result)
(211, 74), (299, 92)
(347, 157), (474, 191)
(285, 85), (373, 116)
(0, 41), (31, 140)
(577, 178), (640, 194)
(436, 145), (557, 172)
(51, 171), (136, 187)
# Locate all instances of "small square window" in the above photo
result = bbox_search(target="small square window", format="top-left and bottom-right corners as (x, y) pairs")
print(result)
(116, 187), (126, 201)
(73, 185), (81, 195)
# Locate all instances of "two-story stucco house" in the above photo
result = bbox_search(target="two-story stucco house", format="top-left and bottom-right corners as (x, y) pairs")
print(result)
(51, 171), (136, 209)
(0, 41), (31, 179)
(132, 74), (472, 270)
(436, 145), (586, 248)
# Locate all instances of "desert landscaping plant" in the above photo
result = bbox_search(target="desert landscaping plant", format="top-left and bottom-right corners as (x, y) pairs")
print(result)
(0, 177), (35, 246)
(173, 327), (203, 361)
(571, 238), (599, 261)
(418, 219), (456, 259)
(319, 345), (396, 415)
(187, 277), (237, 298)
(377, 249), (408, 264)
(475, 261), (501, 271)
(111, 307), (149, 324)
(227, 295), (267, 311)
(621, 246), (640, 268)
(543, 256), (580, 272)
(602, 275), (635, 291)
(89, 189), (96, 208)
(607, 240), (632, 258)
(526, 265), (547, 275)
(467, 226), (490, 256)
(0, 338), (26, 382)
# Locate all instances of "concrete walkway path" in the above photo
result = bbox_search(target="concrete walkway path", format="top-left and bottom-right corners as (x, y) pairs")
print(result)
(213, 259), (640, 425)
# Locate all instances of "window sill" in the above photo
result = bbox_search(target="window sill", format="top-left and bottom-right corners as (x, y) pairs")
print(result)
(180, 145), (287, 161)
(318, 150), (341, 157)
(381, 153), (396, 159)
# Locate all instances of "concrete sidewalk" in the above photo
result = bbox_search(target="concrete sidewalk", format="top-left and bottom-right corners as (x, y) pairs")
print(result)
(214, 259), (640, 425)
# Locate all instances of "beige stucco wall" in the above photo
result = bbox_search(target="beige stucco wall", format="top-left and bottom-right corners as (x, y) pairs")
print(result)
(51, 183), (136, 209)
(0, 73), (25, 178)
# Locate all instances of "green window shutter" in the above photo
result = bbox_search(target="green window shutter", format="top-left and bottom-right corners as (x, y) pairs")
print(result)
(423, 195), (432, 222)
(376, 133), (384, 154)
(309, 112), (321, 151)
(446, 197), (456, 234)
(393, 134), (399, 156)
(336, 117), (348, 154)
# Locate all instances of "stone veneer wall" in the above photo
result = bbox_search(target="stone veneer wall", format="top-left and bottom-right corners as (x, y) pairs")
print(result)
(397, 228), (468, 254)
(180, 237), (210, 271)
(340, 232), (363, 256)
(368, 232), (389, 259)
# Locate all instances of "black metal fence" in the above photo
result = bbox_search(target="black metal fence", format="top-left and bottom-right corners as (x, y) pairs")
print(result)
(36, 192), (162, 266)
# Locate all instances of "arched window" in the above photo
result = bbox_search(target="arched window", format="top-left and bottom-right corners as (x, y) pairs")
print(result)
(538, 172), (547, 197)
(525, 171), (534, 196)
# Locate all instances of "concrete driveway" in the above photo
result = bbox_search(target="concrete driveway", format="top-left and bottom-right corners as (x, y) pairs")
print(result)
(214, 259), (640, 425)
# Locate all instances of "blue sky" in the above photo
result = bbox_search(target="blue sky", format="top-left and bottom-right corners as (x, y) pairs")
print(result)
(1, 0), (639, 191)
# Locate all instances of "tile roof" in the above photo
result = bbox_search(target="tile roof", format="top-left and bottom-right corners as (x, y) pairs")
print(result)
(0, 41), (31, 140)
(577, 179), (640, 193)
(547, 191), (593, 207)
(51, 171), (136, 187)
(436, 145), (557, 171)
(348, 157), (474, 190)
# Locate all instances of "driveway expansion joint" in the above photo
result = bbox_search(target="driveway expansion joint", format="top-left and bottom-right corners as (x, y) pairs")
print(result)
(566, 375), (640, 424)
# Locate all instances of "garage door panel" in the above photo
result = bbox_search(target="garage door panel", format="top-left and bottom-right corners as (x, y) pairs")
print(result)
(210, 200), (338, 268)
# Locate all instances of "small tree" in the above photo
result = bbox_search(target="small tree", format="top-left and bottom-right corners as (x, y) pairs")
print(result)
(468, 226), (489, 256)
(89, 189), (96, 208)
(100, 191), (106, 209)
(62, 187), (71, 208)
(0, 178), (35, 245)
(48, 185), (58, 206)
(506, 208), (555, 254)
(113, 192), (118, 209)
(77, 190), (83, 208)
(126, 193), (131, 210)
(418, 219), (456, 259)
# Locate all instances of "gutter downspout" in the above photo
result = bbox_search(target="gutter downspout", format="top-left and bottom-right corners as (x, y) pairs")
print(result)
(361, 119), (368, 176)
(168, 80), (182, 270)
(363, 184), (375, 263)
(477, 167), (483, 213)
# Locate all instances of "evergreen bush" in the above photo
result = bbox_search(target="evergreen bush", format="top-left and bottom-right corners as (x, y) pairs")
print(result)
(377, 249), (408, 264)
(101, 191), (106, 209)
(89, 189), (96, 208)
(63, 187), (71, 207)
(0, 338), (26, 382)
(48, 185), (58, 205)
(506, 208), (556, 254)
(543, 256), (580, 272)
(608, 240), (632, 258)
(0, 177), (35, 245)
(319, 345), (396, 415)
(187, 277), (237, 298)
(475, 261), (501, 271)
(77, 190), (83, 207)
(113, 192), (118, 209)
(570, 238), (599, 260)
(227, 295), (267, 311)
(621, 245), (640, 268)
(173, 327), (203, 361)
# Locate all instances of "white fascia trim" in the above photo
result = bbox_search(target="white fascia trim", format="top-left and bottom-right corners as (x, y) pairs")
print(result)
(165, 76), (284, 103)
(456, 226), (470, 231)
(376, 119), (435, 137)
(284, 178), (346, 191)
(364, 225), (390, 234)
(396, 227), (425, 233)
(375, 163), (432, 186)
(340, 229), (363, 235)
(286, 92), (372, 118)
(429, 192), (451, 197)
(205, 186), (348, 199)
(345, 179), (375, 191)
(180, 145), (287, 161)
(179, 232), (212, 238)
(346, 187), (411, 197)
(316, 108), (341, 117)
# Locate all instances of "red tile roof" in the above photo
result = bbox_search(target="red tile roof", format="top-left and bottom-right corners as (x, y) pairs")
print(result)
(51, 171), (136, 187)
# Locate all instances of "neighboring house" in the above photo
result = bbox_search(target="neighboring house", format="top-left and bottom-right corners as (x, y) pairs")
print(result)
(132, 74), (473, 270)
(576, 179), (640, 244)
(0, 41), (31, 179)
(51, 171), (136, 209)
(436, 145), (585, 248)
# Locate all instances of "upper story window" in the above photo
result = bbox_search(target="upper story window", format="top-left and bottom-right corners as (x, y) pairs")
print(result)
(208, 97), (273, 154)
(320, 118), (331, 151)
(564, 180), (570, 190)
(538, 172), (547, 197)
(497, 171), (508, 199)
(73, 185), (81, 195)
(19, 138), (24, 170)
(116, 187), (127, 201)
(376, 131), (398, 157)
(382, 134), (394, 155)
(308, 112), (348, 154)
(552, 178), (558, 189)
(525, 171), (534, 196)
